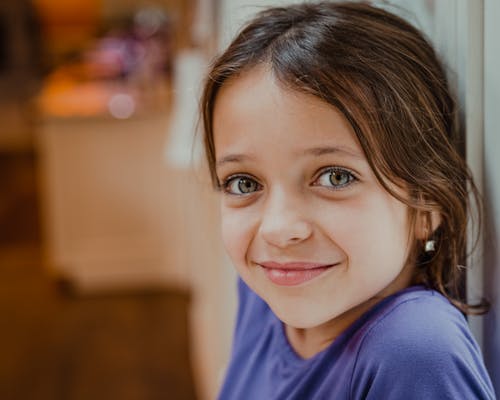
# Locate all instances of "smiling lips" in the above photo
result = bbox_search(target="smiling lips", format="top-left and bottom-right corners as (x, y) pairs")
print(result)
(258, 261), (336, 286)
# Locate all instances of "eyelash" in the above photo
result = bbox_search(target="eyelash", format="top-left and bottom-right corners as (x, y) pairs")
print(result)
(220, 174), (262, 196)
(312, 167), (358, 190)
(219, 167), (358, 196)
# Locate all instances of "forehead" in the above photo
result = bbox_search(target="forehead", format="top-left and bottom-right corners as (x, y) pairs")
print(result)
(212, 66), (363, 158)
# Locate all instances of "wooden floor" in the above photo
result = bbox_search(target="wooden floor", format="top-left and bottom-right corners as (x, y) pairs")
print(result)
(0, 153), (197, 400)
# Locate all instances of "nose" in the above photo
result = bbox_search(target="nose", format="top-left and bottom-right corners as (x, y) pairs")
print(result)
(259, 190), (313, 248)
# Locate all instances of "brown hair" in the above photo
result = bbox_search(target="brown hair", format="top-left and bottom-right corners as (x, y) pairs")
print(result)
(201, 1), (487, 314)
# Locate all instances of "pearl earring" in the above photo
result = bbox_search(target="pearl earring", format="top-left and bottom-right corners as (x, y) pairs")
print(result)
(425, 240), (436, 252)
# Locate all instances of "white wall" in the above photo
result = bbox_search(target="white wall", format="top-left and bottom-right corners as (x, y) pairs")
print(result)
(483, 0), (500, 394)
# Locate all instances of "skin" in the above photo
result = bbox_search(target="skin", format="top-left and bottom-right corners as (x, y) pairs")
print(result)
(213, 65), (416, 359)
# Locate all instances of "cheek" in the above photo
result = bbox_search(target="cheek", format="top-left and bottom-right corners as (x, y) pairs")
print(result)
(321, 196), (409, 267)
(358, 204), (410, 276)
(220, 207), (255, 264)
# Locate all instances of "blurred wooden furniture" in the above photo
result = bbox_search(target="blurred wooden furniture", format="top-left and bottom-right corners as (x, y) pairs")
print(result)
(36, 110), (190, 292)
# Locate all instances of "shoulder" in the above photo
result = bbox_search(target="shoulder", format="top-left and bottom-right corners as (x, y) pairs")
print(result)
(363, 288), (472, 354)
(350, 287), (495, 399)
(355, 288), (472, 370)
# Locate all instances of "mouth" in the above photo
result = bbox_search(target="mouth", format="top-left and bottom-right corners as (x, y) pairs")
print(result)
(257, 261), (338, 286)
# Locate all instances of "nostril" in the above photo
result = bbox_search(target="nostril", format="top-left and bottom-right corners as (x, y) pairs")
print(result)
(260, 219), (313, 248)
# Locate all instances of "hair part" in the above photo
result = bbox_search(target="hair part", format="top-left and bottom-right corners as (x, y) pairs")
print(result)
(201, 1), (487, 314)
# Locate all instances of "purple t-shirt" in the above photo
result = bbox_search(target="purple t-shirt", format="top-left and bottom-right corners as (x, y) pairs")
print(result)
(218, 279), (495, 399)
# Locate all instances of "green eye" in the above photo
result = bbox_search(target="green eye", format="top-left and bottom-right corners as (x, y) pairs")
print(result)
(224, 176), (261, 195)
(315, 168), (356, 189)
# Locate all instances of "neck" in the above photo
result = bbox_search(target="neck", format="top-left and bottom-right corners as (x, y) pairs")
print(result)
(285, 297), (380, 359)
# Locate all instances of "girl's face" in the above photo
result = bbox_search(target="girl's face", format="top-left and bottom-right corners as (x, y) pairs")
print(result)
(213, 66), (415, 330)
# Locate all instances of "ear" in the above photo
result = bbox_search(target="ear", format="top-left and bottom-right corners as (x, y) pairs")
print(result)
(414, 210), (442, 240)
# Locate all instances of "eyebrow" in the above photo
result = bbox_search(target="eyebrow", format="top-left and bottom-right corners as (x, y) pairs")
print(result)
(216, 154), (255, 168)
(216, 145), (363, 168)
(302, 145), (363, 159)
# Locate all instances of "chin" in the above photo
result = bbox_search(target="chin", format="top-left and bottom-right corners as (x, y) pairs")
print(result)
(270, 304), (333, 329)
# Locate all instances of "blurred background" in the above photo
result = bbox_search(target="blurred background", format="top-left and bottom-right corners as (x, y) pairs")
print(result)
(0, 0), (498, 399)
(0, 1), (230, 399)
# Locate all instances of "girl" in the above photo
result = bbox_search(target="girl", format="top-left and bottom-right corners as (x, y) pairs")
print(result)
(201, 2), (495, 398)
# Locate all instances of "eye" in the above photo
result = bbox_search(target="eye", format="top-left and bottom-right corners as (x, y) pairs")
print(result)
(222, 175), (262, 195)
(313, 167), (356, 189)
